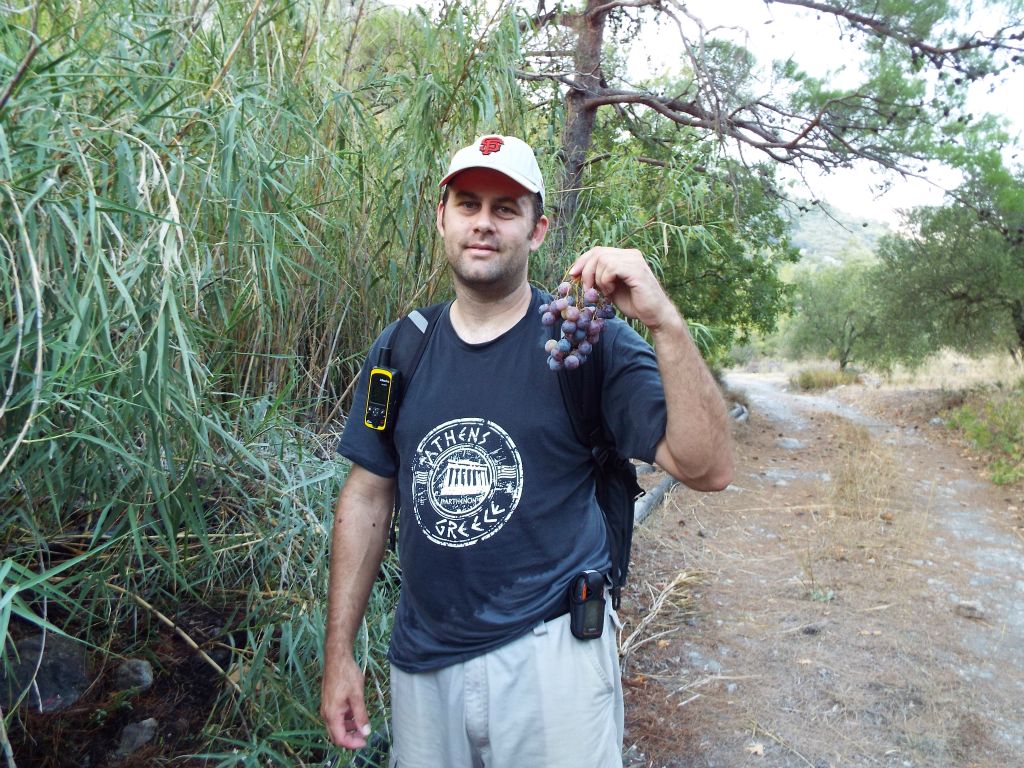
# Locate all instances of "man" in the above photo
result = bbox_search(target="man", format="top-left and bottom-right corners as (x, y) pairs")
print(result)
(322, 135), (733, 767)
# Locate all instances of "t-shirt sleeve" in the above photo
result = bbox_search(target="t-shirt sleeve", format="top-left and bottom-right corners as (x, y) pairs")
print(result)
(599, 319), (667, 464)
(335, 323), (400, 478)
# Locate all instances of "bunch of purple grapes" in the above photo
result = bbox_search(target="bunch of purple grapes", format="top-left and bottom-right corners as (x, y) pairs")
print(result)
(539, 279), (616, 370)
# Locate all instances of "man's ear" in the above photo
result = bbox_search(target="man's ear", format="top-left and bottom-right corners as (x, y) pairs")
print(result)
(529, 215), (549, 252)
(436, 201), (446, 236)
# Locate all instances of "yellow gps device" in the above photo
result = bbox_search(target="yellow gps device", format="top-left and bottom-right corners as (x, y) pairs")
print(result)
(364, 366), (398, 431)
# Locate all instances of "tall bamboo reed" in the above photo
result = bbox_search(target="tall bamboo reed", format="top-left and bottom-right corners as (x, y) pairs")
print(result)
(1, 0), (527, 761)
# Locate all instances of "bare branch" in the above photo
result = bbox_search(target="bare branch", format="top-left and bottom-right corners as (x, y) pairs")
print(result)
(520, 8), (582, 34)
(770, 0), (1024, 66)
(573, 82), (918, 172)
(586, 0), (662, 19)
(514, 68), (578, 85)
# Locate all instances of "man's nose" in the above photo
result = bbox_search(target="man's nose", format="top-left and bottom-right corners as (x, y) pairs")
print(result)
(472, 206), (496, 231)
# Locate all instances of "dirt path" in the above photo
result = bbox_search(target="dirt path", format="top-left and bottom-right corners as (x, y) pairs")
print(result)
(620, 372), (1024, 768)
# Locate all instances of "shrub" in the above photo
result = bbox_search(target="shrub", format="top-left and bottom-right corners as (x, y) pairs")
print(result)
(789, 367), (860, 391)
(946, 387), (1024, 486)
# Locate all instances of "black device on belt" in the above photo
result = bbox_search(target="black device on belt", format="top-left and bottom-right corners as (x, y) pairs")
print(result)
(568, 570), (605, 640)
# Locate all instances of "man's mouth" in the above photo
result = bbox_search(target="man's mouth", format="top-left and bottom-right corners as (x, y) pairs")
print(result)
(465, 242), (497, 253)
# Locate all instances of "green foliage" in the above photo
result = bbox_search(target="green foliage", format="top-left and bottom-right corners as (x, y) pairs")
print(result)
(782, 160), (1024, 373)
(789, 367), (861, 391)
(872, 166), (1024, 364)
(0, 0), (525, 761)
(946, 387), (1024, 485)
(777, 0), (1015, 171)
(652, 161), (799, 360)
(783, 261), (888, 370)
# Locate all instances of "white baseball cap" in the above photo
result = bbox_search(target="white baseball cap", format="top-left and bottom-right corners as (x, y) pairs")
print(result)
(439, 135), (545, 205)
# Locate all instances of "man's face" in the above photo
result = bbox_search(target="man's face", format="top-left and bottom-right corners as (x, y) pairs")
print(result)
(437, 168), (548, 295)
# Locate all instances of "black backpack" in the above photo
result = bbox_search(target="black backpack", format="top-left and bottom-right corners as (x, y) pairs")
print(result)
(381, 300), (645, 609)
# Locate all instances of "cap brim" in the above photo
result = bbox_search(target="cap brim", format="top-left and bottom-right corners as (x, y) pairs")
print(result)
(439, 166), (542, 197)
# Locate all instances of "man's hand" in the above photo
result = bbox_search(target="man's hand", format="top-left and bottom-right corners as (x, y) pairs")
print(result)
(321, 654), (373, 749)
(569, 247), (682, 334)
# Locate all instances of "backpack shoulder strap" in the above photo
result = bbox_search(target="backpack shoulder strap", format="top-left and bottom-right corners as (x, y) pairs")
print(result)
(386, 301), (447, 404)
(380, 300), (447, 554)
(554, 328), (605, 451)
(554, 326), (645, 610)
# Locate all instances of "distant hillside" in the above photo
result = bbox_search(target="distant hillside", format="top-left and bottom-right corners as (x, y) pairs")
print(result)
(784, 200), (893, 269)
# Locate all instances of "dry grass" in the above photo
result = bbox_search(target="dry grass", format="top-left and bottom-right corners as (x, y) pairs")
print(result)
(883, 350), (1022, 390)
(755, 350), (1021, 391)
(623, 685), (701, 768)
(617, 523), (706, 767)
(619, 570), (703, 670)
(828, 422), (899, 520)
(789, 417), (928, 605)
(790, 366), (861, 391)
(616, 504), (709, 767)
(857, 351), (1024, 488)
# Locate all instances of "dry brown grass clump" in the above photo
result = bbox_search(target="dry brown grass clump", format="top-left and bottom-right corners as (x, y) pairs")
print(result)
(623, 682), (701, 768)
(828, 422), (898, 520)
(790, 366), (860, 391)
(619, 571), (703, 671)
(885, 350), (1022, 390)
(617, 567), (705, 768)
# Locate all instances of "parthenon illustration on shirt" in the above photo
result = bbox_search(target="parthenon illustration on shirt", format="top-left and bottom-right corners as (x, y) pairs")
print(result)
(439, 459), (491, 497)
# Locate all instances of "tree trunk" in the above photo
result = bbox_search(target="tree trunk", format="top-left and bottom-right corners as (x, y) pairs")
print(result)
(839, 317), (856, 371)
(548, 1), (606, 262)
(1011, 299), (1024, 363)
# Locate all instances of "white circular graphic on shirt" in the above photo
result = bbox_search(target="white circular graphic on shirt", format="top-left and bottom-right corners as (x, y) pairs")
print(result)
(411, 418), (523, 548)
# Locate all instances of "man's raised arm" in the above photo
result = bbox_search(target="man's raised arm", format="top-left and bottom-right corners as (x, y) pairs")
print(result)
(570, 246), (733, 491)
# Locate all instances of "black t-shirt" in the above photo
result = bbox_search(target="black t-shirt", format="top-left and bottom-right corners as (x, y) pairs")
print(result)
(337, 286), (667, 672)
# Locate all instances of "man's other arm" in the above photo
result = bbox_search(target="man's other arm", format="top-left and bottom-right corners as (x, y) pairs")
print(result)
(321, 464), (395, 749)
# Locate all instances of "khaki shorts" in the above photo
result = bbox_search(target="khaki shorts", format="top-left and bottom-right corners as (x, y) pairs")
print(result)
(389, 598), (623, 768)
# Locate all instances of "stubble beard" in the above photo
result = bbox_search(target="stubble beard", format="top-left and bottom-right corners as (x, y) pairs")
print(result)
(446, 240), (529, 299)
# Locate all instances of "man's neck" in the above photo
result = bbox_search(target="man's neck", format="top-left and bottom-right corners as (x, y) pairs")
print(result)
(449, 282), (532, 344)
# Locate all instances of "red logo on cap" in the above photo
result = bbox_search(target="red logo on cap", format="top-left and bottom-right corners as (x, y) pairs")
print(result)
(479, 136), (504, 155)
